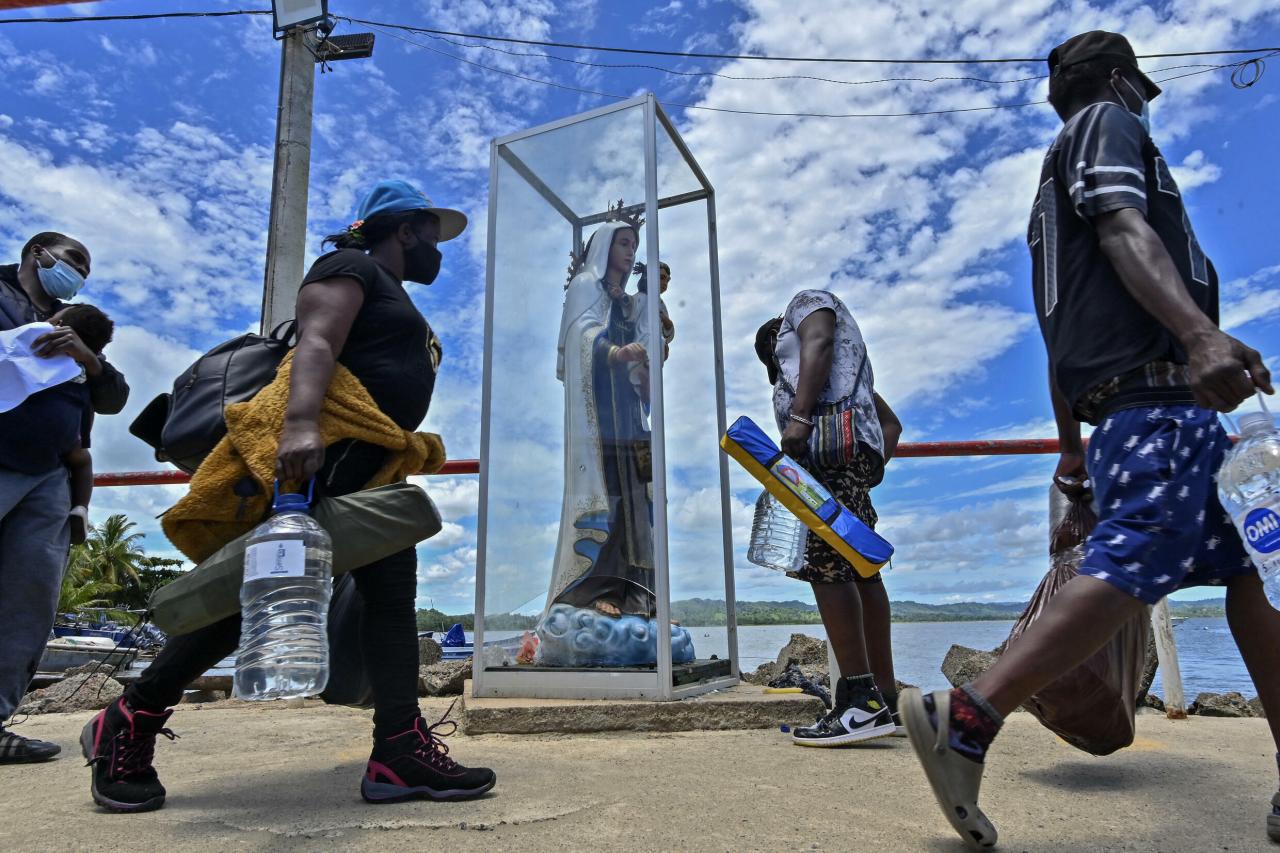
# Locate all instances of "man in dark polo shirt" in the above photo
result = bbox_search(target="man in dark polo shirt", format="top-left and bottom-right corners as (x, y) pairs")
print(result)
(899, 32), (1280, 849)
(0, 232), (129, 763)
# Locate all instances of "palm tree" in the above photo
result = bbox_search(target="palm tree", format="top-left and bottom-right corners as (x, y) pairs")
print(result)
(57, 552), (120, 614)
(77, 514), (150, 589)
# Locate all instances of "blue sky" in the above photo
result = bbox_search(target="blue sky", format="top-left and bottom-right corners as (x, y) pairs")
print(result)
(1, 0), (1277, 616)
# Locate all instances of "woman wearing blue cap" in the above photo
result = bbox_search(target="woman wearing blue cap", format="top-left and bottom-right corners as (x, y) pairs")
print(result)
(80, 181), (496, 812)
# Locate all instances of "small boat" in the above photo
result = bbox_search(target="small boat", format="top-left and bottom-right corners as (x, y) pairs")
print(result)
(439, 623), (473, 660)
(52, 610), (164, 650)
(39, 635), (139, 674)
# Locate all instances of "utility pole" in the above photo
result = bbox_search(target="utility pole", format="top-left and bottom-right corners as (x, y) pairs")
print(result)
(260, 26), (316, 333)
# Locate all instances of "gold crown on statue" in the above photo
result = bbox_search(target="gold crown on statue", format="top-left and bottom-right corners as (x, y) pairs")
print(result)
(565, 199), (645, 286)
(605, 198), (645, 231)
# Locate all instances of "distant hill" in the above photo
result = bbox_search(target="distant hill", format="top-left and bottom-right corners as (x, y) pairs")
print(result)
(419, 597), (1227, 631)
(671, 597), (1226, 626)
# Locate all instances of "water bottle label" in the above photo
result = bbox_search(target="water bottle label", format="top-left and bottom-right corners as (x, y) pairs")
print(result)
(245, 540), (306, 581)
(1243, 507), (1280, 554)
(769, 455), (832, 512)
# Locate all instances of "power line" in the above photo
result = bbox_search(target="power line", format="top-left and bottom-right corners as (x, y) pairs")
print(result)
(389, 25), (1051, 86)
(3, 7), (1271, 117)
(3, 8), (1275, 69)
(0, 10), (269, 25)
(370, 25), (1249, 89)
(347, 16), (1278, 67)
(363, 20), (1268, 120)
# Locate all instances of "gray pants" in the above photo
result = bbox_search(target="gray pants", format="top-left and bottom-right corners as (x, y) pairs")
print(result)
(0, 467), (71, 720)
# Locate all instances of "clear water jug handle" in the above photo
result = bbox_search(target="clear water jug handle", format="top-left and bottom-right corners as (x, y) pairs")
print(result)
(1260, 391), (1274, 419)
(272, 478), (315, 512)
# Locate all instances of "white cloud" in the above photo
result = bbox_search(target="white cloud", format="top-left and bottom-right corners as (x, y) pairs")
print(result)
(7, 0), (1277, 613)
(97, 35), (158, 67)
(1221, 263), (1280, 333)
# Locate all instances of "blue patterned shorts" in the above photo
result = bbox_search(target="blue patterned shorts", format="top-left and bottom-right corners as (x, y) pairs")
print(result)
(1080, 405), (1254, 604)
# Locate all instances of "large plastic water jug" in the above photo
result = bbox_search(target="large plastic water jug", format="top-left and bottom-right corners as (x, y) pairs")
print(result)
(234, 484), (333, 700)
(747, 489), (807, 573)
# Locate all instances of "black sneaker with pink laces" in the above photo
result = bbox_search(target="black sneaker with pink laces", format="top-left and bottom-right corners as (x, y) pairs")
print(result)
(361, 704), (496, 803)
(80, 698), (176, 813)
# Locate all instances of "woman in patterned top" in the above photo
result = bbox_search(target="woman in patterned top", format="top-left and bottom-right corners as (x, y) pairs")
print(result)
(755, 289), (904, 747)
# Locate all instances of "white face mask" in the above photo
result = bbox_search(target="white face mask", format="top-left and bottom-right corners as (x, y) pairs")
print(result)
(1112, 76), (1151, 135)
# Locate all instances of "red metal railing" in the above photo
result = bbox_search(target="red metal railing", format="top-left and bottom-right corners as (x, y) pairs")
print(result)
(92, 438), (1062, 487)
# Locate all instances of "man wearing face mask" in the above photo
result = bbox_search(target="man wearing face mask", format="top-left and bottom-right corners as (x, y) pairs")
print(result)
(0, 233), (129, 413)
(899, 32), (1280, 850)
(0, 232), (129, 764)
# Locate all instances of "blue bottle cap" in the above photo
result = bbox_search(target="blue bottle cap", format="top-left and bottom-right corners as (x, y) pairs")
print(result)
(273, 492), (311, 514)
(272, 478), (315, 513)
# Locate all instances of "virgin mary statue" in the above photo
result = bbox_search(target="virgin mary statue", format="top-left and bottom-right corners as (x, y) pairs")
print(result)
(547, 219), (655, 619)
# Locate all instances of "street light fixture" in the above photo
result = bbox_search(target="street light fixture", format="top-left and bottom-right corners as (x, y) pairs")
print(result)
(272, 0), (328, 34)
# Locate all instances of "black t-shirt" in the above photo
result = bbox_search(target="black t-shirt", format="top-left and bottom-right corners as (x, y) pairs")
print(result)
(1027, 102), (1217, 420)
(0, 378), (91, 475)
(300, 250), (439, 431)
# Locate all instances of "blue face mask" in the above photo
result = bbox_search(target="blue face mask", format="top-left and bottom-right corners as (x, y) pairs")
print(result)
(1113, 76), (1151, 135)
(36, 254), (85, 300)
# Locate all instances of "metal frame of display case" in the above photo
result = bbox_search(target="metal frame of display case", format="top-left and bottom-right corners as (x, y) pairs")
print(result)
(473, 94), (738, 700)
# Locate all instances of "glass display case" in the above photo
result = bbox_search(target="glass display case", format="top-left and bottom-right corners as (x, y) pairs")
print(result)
(473, 95), (737, 700)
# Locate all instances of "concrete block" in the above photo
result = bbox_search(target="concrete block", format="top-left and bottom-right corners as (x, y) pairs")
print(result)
(461, 681), (824, 735)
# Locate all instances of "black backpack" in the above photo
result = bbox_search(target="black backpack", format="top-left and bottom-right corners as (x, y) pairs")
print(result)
(130, 320), (296, 473)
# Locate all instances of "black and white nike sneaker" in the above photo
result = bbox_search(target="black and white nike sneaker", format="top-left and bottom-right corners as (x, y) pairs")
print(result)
(792, 674), (896, 747)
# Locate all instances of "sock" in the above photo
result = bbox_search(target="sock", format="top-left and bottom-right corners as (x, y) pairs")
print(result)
(374, 714), (421, 742)
(924, 685), (1003, 763)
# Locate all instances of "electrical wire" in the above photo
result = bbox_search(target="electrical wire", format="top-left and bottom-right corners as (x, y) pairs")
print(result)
(0, 8), (1271, 117)
(346, 16), (1279, 67)
(363, 20), (1271, 120)
(384, 24), (1051, 86)
(363, 25), (1256, 90)
(2, 8), (1275, 69)
(0, 10), (269, 24)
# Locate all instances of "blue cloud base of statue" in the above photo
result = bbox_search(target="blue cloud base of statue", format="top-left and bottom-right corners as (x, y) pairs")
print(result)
(536, 603), (696, 667)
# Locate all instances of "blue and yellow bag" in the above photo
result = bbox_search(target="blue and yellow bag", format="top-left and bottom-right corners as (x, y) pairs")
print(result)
(721, 416), (893, 578)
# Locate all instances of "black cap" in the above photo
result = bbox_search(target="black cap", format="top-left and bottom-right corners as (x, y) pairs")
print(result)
(1048, 31), (1162, 100)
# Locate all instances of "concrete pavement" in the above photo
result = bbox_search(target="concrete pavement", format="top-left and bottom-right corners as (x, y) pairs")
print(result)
(1, 698), (1275, 852)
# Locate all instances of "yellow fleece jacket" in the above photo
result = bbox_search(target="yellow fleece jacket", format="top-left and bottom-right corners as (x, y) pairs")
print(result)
(162, 354), (445, 563)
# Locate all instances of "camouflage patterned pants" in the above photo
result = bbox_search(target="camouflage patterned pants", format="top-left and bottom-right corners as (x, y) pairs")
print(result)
(787, 447), (883, 585)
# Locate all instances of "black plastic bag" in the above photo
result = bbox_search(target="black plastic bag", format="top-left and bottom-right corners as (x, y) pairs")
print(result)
(319, 573), (373, 708)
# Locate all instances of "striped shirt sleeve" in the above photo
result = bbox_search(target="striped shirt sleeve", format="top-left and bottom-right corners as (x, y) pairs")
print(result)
(1057, 103), (1149, 221)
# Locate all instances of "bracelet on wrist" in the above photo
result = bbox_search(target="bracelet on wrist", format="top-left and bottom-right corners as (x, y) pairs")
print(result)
(789, 413), (814, 427)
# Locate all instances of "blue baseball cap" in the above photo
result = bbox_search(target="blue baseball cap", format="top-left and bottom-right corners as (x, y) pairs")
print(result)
(354, 179), (468, 242)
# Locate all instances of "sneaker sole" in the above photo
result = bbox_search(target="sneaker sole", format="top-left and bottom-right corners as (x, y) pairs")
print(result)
(791, 722), (898, 747)
(361, 777), (496, 804)
(0, 748), (61, 763)
(80, 719), (166, 814)
(900, 689), (997, 850)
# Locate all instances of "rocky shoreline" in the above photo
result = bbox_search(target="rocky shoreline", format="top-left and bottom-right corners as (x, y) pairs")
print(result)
(743, 633), (1268, 719)
(18, 633), (1266, 719)
(18, 637), (474, 715)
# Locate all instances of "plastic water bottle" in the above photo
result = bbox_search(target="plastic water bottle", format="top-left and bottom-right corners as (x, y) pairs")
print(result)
(1217, 406), (1280, 608)
(747, 490), (807, 572)
(234, 484), (333, 700)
